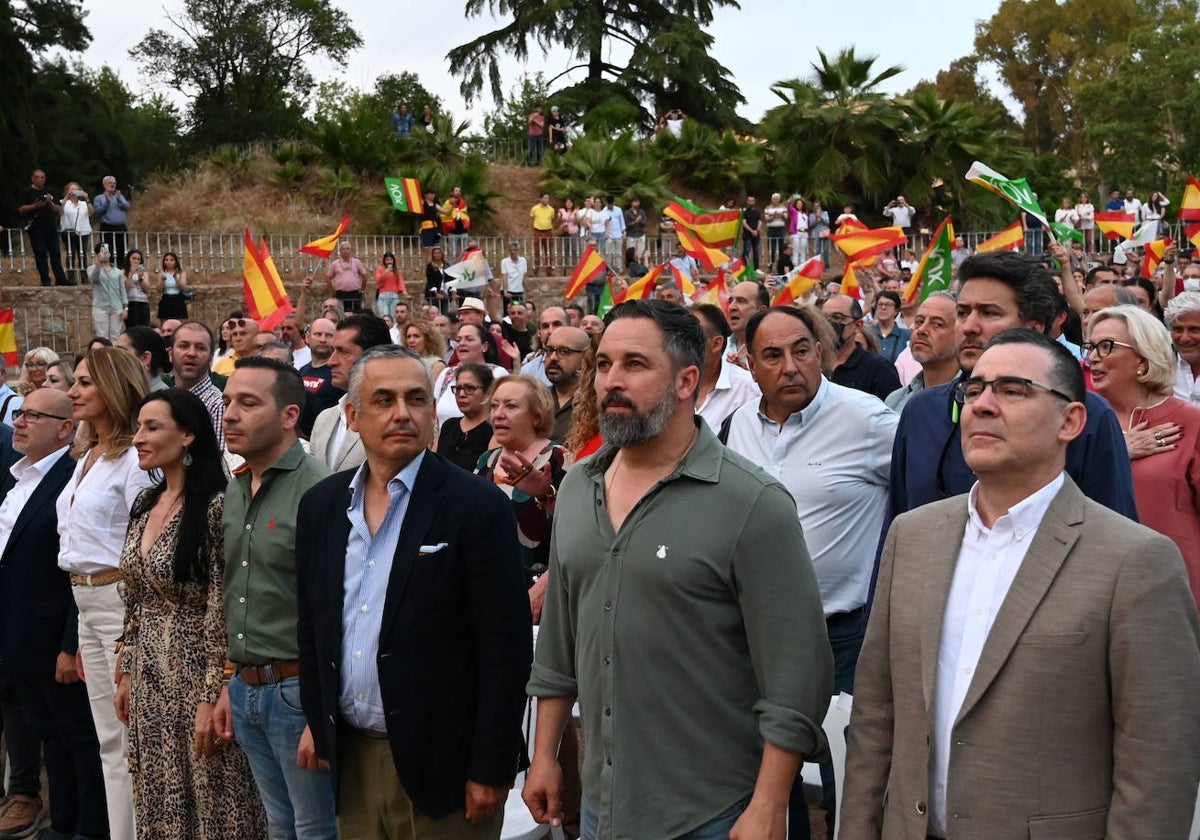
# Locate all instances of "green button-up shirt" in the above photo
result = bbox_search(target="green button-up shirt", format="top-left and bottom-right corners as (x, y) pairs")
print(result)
(222, 441), (331, 664)
(529, 420), (833, 840)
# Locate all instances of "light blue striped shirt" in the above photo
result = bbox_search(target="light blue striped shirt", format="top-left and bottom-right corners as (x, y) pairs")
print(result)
(340, 450), (425, 730)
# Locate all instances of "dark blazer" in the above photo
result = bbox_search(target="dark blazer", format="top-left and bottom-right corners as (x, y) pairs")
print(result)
(0, 448), (79, 674)
(296, 450), (532, 819)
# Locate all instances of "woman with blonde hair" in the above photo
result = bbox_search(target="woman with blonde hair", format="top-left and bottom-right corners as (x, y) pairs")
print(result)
(58, 347), (153, 840)
(1085, 304), (1200, 608)
(403, 319), (447, 380)
(16, 346), (59, 395)
(41, 358), (74, 392)
(60, 181), (92, 285)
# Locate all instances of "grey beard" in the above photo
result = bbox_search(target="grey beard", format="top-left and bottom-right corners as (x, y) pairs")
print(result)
(598, 385), (677, 448)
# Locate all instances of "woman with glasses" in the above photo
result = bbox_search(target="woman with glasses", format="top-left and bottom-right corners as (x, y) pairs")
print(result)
(432, 323), (508, 422)
(58, 347), (153, 840)
(114, 390), (267, 838)
(1085, 305), (1200, 607)
(17, 347), (59, 395)
(434, 363), (495, 472)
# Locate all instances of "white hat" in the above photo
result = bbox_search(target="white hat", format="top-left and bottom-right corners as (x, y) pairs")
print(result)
(458, 296), (488, 313)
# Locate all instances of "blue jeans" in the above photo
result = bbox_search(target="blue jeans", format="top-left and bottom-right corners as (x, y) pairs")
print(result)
(375, 291), (399, 319)
(228, 674), (337, 840)
(581, 795), (747, 840)
(1025, 230), (1043, 254)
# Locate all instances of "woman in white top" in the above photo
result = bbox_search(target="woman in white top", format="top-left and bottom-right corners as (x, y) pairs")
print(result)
(433, 323), (507, 424)
(788, 197), (809, 261)
(1076, 192), (1096, 254)
(157, 252), (190, 321)
(123, 249), (152, 328)
(1145, 191), (1171, 237)
(60, 181), (92, 285)
(1055, 197), (1079, 230)
(58, 347), (152, 840)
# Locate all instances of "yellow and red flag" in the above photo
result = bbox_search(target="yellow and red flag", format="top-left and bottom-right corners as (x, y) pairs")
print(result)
(1187, 223), (1200, 249)
(1095, 212), (1138, 242)
(669, 264), (697, 295)
(244, 230), (294, 332)
(0, 310), (16, 367)
(565, 244), (608, 299)
(837, 217), (868, 235)
(831, 226), (907, 263)
(691, 271), (730, 312)
(1180, 176), (1200, 222)
(299, 215), (350, 258)
(1141, 237), (1174, 278)
(771, 258), (824, 307)
(841, 262), (863, 300)
(676, 225), (731, 272)
(903, 217), (956, 304)
(383, 177), (423, 214)
(664, 197), (742, 249)
(975, 221), (1023, 253)
(619, 263), (667, 302)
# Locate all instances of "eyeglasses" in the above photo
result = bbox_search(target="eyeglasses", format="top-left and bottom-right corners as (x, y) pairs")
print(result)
(825, 314), (855, 327)
(1079, 339), (1136, 359)
(450, 384), (482, 395)
(12, 408), (70, 423)
(544, 346), (584, 358)
(954, 376), (1076, 406)
(24, 361), (48, 368)
(226, 319), (249, 328)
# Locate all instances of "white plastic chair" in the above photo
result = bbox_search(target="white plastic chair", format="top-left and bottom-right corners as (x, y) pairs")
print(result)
(798, 692), (853, 840)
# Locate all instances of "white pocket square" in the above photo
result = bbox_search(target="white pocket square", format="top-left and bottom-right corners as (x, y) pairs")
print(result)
(418, 543), (449, 555)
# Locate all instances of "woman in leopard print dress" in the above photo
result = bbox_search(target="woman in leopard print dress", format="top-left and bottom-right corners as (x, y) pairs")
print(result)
(115, 390), (266, 839)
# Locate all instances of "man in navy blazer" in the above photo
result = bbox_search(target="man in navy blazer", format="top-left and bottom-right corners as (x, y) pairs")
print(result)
(297, 345), (532, 839)
(0, 389), (107, 839)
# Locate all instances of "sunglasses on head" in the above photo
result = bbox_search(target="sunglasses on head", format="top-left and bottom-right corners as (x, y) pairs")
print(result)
(228, 319), (249, 328)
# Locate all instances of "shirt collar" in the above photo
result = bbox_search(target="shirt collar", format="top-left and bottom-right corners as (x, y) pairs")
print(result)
(188, 375), (217, 395)
(966, 472), (1066, 538)
(754, 375), (828, 428)
(713, 357), (733, 391)
(9, 445), (69, 482)
(585, 417), (722, 485)
(348, 450), (425, 504)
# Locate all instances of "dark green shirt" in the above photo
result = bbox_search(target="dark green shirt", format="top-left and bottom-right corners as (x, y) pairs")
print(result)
(529, 420), (833, 839)
(222, 441), (331, 664)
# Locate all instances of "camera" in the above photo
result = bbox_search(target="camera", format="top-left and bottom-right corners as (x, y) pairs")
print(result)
(72, 190), (84, 198)
(42, 194), (54, 202)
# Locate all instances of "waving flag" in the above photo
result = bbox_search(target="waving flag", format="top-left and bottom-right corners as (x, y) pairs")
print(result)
(596, 278), (618, 318)
(836, 217), (868, 235)
(676, 225), (731, 271)
(965, 161), (1049, 229)
(771, 258), (824, 307)
(841, 262), (863, 300)
(903, 218), (955, 304)
(0, 310), (16, 367)
(244, 231), (294, 332)
(975, 221), (1023, 253)
(620, 263), (667, 302)
(1141, 238), (1174, 278)
(565, 244), (608, 299)
(669, 263), (696, 295)
(384, 177), (423, 213)
(664, 197), (742, 248)
(444, 248), (492, 293)
(299, 215), (350, 258)
(832, 226), (907, 263)
(1180, 176), (1200, 222)
(1095, 212), (1138, 242)
(1048, 222), (1083, 246)
(691, 271), (730, 312)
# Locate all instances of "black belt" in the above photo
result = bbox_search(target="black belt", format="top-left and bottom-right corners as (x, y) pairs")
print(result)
(826, 606), (865, 626)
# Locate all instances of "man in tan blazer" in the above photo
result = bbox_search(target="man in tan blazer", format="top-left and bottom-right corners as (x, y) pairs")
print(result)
(310, 313), (391, 471)
(843, 328), (1200, 839)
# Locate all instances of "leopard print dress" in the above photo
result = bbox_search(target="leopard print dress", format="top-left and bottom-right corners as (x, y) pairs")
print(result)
(119, 491), (267, 839)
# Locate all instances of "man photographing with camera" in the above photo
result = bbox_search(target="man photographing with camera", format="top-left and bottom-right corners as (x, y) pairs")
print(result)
(17, 170), (68, 287)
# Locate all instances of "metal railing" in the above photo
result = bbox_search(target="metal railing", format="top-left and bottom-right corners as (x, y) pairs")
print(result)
(12, 300), (235, 358)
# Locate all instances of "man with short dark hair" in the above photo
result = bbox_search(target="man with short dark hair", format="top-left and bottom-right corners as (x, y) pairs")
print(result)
(624, 197), (647, 260)
(310, 314), (392, 471)
(525, 299), (832, 840)
(886, 292), (959, 413)
(845, 328), (1200, 839)
(819, 294), (901, 401)
(171, 321), (226, 449)
(530, 194), (555, 275)
(564, 304), (584, 328)
(521, 306), (568, 385)
(17, 170), (67, 286)
(691, 303), (759, 431)
(543, 326), (590, 442)
(214, 357), (335, 839)
(280, 313), (311, 369)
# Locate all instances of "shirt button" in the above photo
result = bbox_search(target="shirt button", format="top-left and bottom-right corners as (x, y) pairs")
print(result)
(604, 601), (613, 610)
(245, 524), (252, 531)
(603, 656), (611, 665)
(361, 605), (369, 613)
(355, 651), (363, 658)
(236, 633), (244, 640)
(605, 707), (611, 716)
(239, 597), (246, 604)
(356, 693), (364, 701)
(606, 757), (612, 766)
(368, 561), (375, 568)
(242, 561), (248, 567)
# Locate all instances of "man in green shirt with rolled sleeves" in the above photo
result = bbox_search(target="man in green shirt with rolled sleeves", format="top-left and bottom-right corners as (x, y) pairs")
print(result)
(524, 299), (833, 840)
(212, 356), (336, 839)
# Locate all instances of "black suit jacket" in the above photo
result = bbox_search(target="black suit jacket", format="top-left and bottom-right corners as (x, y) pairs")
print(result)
(0, 448), (79, 674)
(296, 450), (532, 819)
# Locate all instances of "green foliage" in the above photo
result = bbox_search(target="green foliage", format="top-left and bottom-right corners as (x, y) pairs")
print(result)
(272, 159), (306, 185)
(309, 83), (395, 176)
(448, 0), (745, 131)
(137, 0), (362, 148)
(372, 71), (442, 117)
(315, 165), (359, 212)
(207, 146), (253, 186)
(482, 72), (551, 154)
(539, 132), (670, 210)
(649, 120), (764, 197)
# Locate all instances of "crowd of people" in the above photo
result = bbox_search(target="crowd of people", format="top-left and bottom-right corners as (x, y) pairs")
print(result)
(4, 163), (1200, 839)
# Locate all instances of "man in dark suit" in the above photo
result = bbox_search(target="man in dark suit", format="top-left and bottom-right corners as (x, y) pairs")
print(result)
(0, 389), (108, 840)
(297, 345), (532, 839)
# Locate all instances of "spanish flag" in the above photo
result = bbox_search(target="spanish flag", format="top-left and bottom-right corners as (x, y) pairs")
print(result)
(619, 263), (667, 302)
(691, 271), (729, 312)
(676, 225), (731, 272)
(837, 217), (868, 235)
(1180, 176), (1200, 222)
(975, 221), (1023, 253)
(384, 177), (423, 214)
(831, 226), (907, 263)
(0, 310), (16, 367)
(565, 244), (608, 299)
(299, 216), (350, 258)
(1188, 223), (1200, 249)
(1095, 212), (1138, 242)
(841, 262), (862, 300)
(1141, 237), (1173, 278)
(903, 217), (955, 304)
(669, 264), (697, 295)
(771, 258), (824, 307)
(724, 257), (753, 285)
(244, 230), (295, 333)
(664, 197), (742, 249)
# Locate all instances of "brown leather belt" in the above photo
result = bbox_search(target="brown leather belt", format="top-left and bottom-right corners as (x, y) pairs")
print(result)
(69, 569), (123, 587)
(237, 660), (300, 686)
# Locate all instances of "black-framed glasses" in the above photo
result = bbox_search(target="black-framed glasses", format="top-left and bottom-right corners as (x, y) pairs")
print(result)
(825, 314), (855, 327)
(1079, 339), (1135, 359)
(954, 376), (1076, 406)
(450, 384), (481, 395)
(12, 408), (70, 423)
(544, 346), (584, 358)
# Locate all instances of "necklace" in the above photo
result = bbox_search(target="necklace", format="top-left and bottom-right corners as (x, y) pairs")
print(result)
(604, 425), (700, 500)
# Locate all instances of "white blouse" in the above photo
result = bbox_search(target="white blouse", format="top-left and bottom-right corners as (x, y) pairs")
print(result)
(57, 447), (153, 575)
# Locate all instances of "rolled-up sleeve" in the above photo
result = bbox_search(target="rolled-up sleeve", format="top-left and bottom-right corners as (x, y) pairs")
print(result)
(527, 524), (578, 698)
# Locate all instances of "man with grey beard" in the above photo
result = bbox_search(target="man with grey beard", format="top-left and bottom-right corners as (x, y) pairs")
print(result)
(524, 299), (832, 840)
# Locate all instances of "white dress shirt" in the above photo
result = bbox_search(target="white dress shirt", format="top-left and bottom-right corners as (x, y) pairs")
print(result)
(695, 357), (761, 432)
(291, 344), (312, 370)
(928, 472), (1065, 836)
(724, 377), (897, 614)
(326, 394), (351, 464)
(500, 256), (528, 295)
(57, 447), (153, 575)
(0, 446), (69, 560)
(1175, 357), (1200, 404)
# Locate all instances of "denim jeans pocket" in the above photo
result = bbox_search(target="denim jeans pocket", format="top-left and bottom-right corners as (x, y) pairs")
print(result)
(277, 677), (305, 715)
